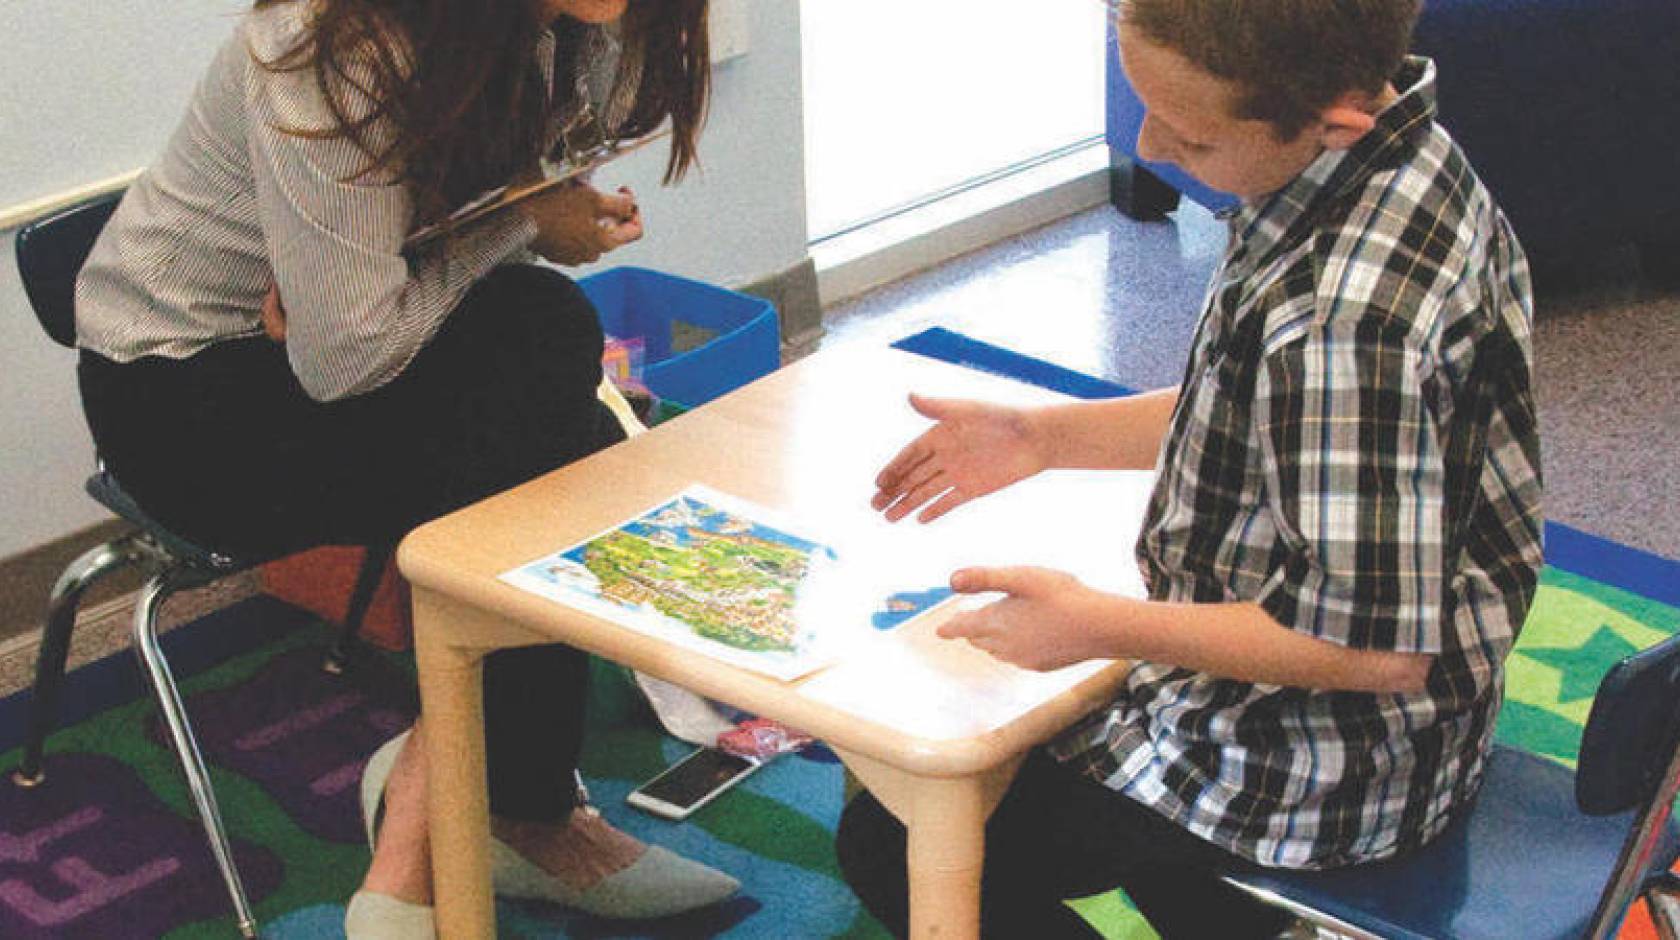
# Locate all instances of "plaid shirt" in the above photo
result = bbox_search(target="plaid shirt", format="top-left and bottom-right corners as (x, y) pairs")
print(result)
(1051, 58), (1544, 869)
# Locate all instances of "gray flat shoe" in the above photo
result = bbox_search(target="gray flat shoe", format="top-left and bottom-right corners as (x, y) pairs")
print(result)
(361, 729), (738, 919)
(344, 890), (436, 940)
(360, 729), (411, 849)
(350, 730), (435, 938)
(490, 831), (740, 919)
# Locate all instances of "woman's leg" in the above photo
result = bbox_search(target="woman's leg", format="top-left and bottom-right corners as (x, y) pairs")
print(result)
(835, 750), (1294, 939)
(308, 267), (707, 905)
(83, 266), (622, 820)
(79, 265), (620, 552)
(481, 645), (590, 822)
(77, 337), (338, 559)
(343, 266), (624, 824)
(80, 264), (637, 840)
(325, 264), (625, 543)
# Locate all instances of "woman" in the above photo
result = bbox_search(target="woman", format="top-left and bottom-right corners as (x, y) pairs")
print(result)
(72, 0), (735, 934)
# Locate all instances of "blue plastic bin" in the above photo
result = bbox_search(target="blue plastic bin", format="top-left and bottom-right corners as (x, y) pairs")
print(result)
(579, 266), (781, 411)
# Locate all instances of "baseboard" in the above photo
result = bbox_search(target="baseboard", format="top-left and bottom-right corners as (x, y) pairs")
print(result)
(811, 143), (1110, 309)
(0, 592), (135, 699)
(0, 526), (262, 700)
(0, 519), (133, 647)
(735, 255), (824, 358)
(0, 573), (262, 700)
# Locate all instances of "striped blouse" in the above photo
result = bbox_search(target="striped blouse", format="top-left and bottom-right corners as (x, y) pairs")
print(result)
(75, 2), (629, 402)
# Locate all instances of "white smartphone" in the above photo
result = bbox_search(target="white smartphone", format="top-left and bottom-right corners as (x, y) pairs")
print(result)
(625, 747), (762, 821)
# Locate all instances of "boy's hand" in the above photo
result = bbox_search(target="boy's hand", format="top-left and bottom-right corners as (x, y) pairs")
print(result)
(936, 565), (1103, 671)
(521, 183), (642, 266)
(873, 394), (1045, 523)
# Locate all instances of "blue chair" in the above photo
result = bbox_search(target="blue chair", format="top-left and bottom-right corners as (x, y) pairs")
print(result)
(1103, 0), (1680, 278)
(9, 191), (394, 938)
(1222, 632), (1680, 940)
(1102, 10), (1238, 221)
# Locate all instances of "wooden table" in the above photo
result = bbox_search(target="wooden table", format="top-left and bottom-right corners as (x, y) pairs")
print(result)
(398, 343), (1153, 938)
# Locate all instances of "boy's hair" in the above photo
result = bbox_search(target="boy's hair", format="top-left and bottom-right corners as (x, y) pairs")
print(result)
(1119, 0), (1421, 139)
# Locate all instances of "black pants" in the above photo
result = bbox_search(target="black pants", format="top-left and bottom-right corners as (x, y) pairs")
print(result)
(836, 750), (1295, 939)
(78, 264), (624, 821)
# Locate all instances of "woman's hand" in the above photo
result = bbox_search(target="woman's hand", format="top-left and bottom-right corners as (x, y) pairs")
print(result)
(261, 283), (287, 342)
(872, 394), (1047, 523)
(521, 182), (643, 266)
(936, 566), (1108, 672)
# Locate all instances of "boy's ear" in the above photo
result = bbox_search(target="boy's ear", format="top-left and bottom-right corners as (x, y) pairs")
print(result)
(1317, 90), (1380, 151)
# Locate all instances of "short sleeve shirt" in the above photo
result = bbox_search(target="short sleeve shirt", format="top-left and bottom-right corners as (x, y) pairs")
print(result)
(1050, 57), (1545, 869)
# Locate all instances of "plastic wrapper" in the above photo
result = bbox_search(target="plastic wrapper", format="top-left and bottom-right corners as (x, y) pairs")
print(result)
(717, 718), (814, 760)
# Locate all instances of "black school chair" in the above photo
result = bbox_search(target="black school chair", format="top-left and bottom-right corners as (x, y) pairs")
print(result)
(9, 191), (394, 938)
(1222, 631), (1680, 940)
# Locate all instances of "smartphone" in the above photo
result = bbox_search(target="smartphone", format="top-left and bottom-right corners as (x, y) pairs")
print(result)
(625, 747), (761, 820)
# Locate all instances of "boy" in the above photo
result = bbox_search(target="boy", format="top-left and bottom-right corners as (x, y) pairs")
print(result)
(835, 0), (1543, 937)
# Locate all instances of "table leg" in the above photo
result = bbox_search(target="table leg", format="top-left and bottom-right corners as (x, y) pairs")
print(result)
(413, 588), (494, 939)
(834, 748), (1024, 940)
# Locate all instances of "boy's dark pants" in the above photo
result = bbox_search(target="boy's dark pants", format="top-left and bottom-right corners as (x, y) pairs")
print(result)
(78, 264), (623, 822)
(837, 749), (1295, 939)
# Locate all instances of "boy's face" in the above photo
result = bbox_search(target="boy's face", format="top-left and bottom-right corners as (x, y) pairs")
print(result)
(1118, 25), (1339, 200)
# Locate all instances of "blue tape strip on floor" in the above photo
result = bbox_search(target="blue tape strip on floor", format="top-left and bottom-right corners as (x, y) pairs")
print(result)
(891, 326), (1135, 399)
(1542, 522), (1680, 609)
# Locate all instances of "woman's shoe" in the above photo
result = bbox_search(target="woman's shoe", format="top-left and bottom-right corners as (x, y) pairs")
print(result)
(360, 729), (411, 849)
(344, 890), (437, 940)
(350, 729), (435, 939)
(360, 729), (739, 920)
(489, 814), (741, 918)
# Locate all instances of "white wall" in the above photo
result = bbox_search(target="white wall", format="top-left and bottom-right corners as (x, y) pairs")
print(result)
(578, 0), (810, 284)
(0, 0), (809, 560)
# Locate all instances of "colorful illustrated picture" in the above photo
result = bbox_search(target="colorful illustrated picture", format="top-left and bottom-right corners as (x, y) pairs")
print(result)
(501, 486), (843, 680)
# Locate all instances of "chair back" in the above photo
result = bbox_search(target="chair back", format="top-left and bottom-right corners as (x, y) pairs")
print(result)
(1578, 631), (1680, 814)
(15, 191), (123, 348)
(1576, 630), (1680, 939)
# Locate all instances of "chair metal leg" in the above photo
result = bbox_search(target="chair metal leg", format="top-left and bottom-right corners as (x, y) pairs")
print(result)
(1587, 738), (1680, 940)
(323, 541), (398, 675)
(11, 535), (151, 788)
(1649, 873), (1680, 940)
(132, 568), (260, 939)
(1109, 149), (1181, 222)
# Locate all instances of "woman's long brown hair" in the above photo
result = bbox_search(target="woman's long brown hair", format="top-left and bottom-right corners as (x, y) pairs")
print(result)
(254, 0), (709, 226)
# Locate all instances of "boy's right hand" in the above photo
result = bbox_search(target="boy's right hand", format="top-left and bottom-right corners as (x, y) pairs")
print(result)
(872, 393), (1046, 523)
(520, 183), (642, 266)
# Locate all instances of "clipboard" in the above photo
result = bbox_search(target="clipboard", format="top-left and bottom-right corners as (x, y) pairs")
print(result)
(404, 128), (668, 249)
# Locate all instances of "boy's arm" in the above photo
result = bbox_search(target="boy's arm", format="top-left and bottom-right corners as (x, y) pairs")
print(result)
(1030, 387), (1181, 471)
(938, 566), (1432, 694)
(1102, 596), (1433, 693)
(875, 387), (1180, 523)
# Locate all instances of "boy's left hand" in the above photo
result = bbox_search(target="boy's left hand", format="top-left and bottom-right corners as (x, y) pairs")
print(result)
(937, 565), (1104, 671)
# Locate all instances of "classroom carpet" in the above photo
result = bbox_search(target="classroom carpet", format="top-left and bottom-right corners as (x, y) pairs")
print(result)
(1, 328), (1676, 939)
